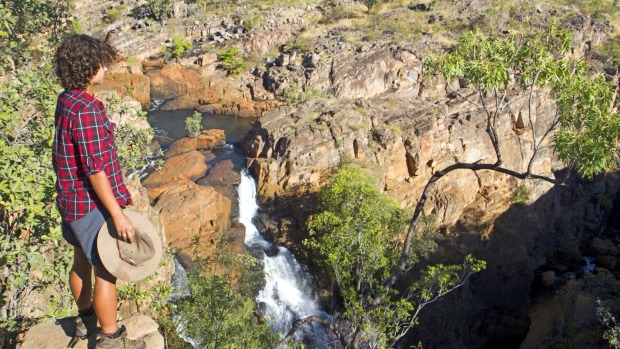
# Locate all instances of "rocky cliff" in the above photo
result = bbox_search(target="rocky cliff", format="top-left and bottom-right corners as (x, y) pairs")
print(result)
(70, 0), (620, 346)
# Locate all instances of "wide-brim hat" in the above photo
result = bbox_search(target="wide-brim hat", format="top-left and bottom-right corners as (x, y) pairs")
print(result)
(97, 210), (163, 281)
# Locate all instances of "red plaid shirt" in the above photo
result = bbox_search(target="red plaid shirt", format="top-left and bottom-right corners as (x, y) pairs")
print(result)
(52, 89), (132, 222)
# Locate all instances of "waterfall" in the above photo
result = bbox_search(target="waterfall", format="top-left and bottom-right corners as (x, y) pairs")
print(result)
(238, 171), (331, 347)
(148, 99), (167, 111)
(169, 257), (199, 349)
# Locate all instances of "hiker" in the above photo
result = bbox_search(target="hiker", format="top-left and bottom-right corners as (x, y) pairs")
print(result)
(52, 34), (145, 349)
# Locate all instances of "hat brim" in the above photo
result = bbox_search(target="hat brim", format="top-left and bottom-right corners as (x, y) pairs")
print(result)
(97, 210), (163, 282)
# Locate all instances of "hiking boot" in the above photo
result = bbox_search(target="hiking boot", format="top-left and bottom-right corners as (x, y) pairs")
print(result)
(75, 310), (98, 338)
(95, 325), (146, 349)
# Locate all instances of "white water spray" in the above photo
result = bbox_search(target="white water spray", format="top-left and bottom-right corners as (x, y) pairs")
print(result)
(238, 171), (331, 347)
(169, 258), (199, 348)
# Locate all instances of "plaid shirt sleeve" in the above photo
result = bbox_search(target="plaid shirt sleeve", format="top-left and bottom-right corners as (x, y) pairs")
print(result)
(72, 104), (108, 176)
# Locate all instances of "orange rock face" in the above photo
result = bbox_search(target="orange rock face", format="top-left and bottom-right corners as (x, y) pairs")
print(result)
(91, 72), (151, 108)
(142, 150), (208, 199)
(141, 130), (236, 258)
(153, 180), (231, 256)
(165, 130), (226, 158)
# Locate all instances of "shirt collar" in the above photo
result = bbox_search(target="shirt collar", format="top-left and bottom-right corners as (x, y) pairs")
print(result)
(66, 89), (103, 106)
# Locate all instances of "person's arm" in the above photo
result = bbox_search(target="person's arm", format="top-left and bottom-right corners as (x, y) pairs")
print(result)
(89, 171), (135, 243)
(73, 104), (135, 243)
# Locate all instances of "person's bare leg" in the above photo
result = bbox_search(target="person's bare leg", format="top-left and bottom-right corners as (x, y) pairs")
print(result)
(93, 265), (118, 335)
(69, 247), (92, 311)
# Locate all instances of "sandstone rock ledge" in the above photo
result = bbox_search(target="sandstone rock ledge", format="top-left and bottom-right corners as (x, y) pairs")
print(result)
(19, 315), (163, 349)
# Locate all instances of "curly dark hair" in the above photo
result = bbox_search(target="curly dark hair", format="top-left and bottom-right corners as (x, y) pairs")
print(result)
(54, 34), (118, 90)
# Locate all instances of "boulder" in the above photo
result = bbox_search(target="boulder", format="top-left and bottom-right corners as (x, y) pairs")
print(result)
(142, 150), (208, 198)
(331, 47), (410, 99)
(596, 255), (618, 271)
(150, 63), (274, 116)
(153, 180), (231, 255)
(541, 270), (556, 287)
(19, 315), (163, 349)
(197, 159), (240, 186)
(595, 267), (612, 275)
(590, 237), (618, 256)
(165, 130), (226, 159)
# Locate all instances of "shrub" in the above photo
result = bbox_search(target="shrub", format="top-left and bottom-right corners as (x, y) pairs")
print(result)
(104, 8), (121, 23)
(219, 46), (245, 76)
(511, 184), (530, 206)
(148, 0), (173, 21)
(172, 36), (192, 59)
(186, 111), (202, 138)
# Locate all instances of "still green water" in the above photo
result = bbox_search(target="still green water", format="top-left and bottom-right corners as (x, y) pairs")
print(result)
(146, 109), (258, 149)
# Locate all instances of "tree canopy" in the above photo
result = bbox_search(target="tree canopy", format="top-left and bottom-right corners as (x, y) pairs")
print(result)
(297, 164), (485, 348)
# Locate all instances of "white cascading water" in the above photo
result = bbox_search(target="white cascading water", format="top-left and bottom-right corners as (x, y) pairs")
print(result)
(169, 257), (199, 348)
(238, 170), (331, 347)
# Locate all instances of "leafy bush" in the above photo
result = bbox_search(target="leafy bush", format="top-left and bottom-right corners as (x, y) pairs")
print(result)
(511, 184), (530, 206)
(172, 36), (192, 59)
(304, 164), (485, 347)
(546, 231), (582, 266)
(219, 46), (245, 76)
(104, 8), (121, 23)
(148, 0), (173, 21)
(319, 4), (362, 24)
(172, 234), (277, 348)
(185, 111), (202, 138)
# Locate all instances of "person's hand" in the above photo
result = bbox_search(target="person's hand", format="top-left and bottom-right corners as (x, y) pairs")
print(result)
(112, 211), (135, 244)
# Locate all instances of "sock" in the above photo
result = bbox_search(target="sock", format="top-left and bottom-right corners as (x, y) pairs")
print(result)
(78, 305), (95, 317)
(100, 325), (124, 339)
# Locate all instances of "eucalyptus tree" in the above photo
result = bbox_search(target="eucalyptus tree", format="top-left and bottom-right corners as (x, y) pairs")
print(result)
(275, 25), (620, 349)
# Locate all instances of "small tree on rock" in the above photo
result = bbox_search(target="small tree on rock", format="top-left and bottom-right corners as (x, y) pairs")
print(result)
(186, 111), (202, 138)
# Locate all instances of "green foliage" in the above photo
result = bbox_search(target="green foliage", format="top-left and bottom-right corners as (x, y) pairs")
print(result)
(148, 0), (173, 22)
(424, 27), (620, 179)
(104, 8), (121, 23)
(186, 111), (202, 138)
(159, 44), (172, 63)
(0, 43), (72, 346)
(598, 300), (620, 348)
(362, 0), (382, 13)
(125, 56), (139, 66)
(595, 36), (620, 65)
(546, 231), (582, 266)
(219, 46), (246, 76)
(305, 164), (485, 346)
(173, 234), (277, 349)
(71, 20), (82, 34)
(101, 93), (162, 178)
(319, 4), (363, 24)
(172, 36), (193, 59)
(511, 185), (530, 206)
(240, 9), (265, 31)
(0, 0), (71, 70)
(306, 164), (407, 289)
